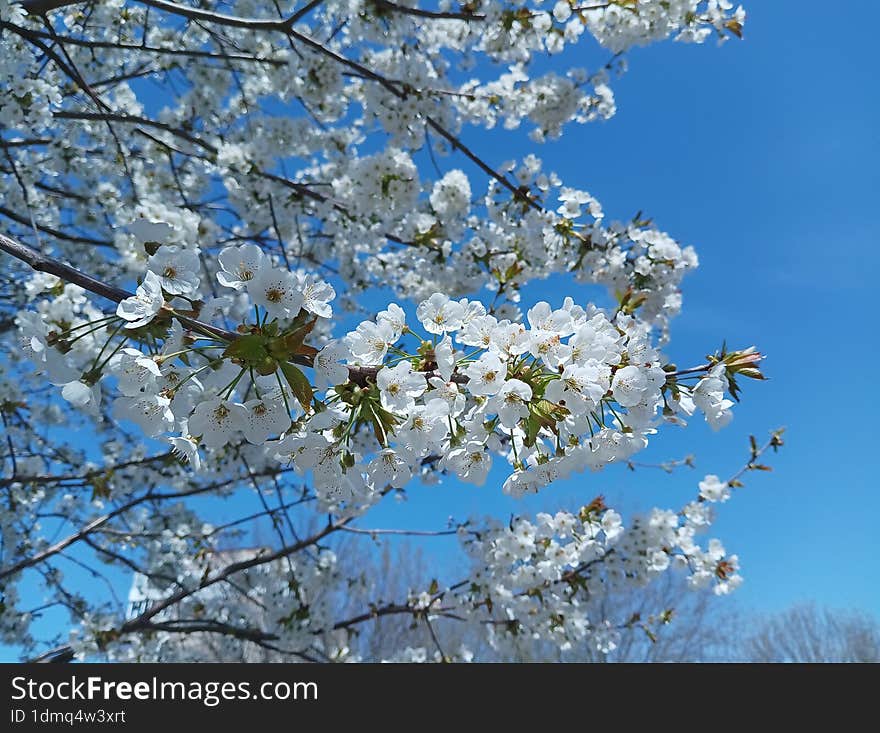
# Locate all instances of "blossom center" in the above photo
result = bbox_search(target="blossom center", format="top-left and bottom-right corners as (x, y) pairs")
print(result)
(265, 287), (284, 303)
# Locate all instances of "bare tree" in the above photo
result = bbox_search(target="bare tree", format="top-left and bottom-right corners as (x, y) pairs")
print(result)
(737, 604), (880, 663)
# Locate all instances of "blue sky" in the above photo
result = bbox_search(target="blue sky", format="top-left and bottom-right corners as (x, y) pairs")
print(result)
(5, 1), (879, 660)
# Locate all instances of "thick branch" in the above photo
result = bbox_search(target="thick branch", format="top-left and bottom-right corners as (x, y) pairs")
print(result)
(19, 0), (79, 13)
(0, 232), (246, 343)
(52, 111), (219, 154)
(136, 0), (301, 32)
(0, 232), (131, 303)
(372, 0), (485, 21)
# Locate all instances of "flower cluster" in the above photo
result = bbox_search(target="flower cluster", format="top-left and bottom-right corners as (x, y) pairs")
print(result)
(444, 467), (744, 654)
(17, 242), (762, 521)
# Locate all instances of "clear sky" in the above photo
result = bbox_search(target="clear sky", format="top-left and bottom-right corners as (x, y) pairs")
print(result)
(5, 1), (879, 661)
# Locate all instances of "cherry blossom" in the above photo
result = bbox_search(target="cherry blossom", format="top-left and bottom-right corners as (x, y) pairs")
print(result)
(217, 244), (266, 290)
(116, 271), (164, 329)
(464, 352), (508, 396)
(187, 397), (247, 450)
(377, 362), (427, 412)
(147, 246), (201, 295)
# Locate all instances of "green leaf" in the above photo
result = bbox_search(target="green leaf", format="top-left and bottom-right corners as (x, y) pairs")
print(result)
(279, 361), (313, 411)
(524, 414), (542, 448)
(223, 333), (269, 365)
(737, 368), (766, 380)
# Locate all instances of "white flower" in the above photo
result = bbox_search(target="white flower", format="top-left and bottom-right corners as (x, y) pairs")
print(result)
(648, 550), (671, 572)
(427, 377), (466, 416)
(396, 399), (449, 454)
(433, 334), (455, 381)
(416, 293), (465, 334)
(187, 397), (246, 449)
(553, 1), (572, 23)
(43, 349), (80, 386)
(683, 501), (713, 527)
(611, 365), (647, 407)
(377, 362), (426, 412)
(295, 271), (335, 318)
(108, 348), (161, 397)
(464, 352), (506, 396)
(241, 397), (292, 444)
(693, 365), (734, 430)
(16, 310), (49, 359)
(569, 319), (621, 365)
(279, 432), (342, 486)
(503, 469), (541, 498)
(117, 271), (164, 329)
(61, 380), (102, 415)
(601, 510), (623, 542)
(148, 245), (201, 295)
(440, 441), (491, 485)
(217, 244), (266, 290)
(161, 320), (186, 358)
(489, 378), (532, 429)
(112, 394), (175, 437)
(346, 320), (396, 365)
(16, 313), (81, 384)
(526, 301), (575, 337)
(489, 322), (530, 358)
(161, 365), (203, 419)
(430, 169), (471, 217)
(368, 448), (411, 488)
(458, 314), (499, 349)
(545, 363), (607, 416)
(458, 299), (486, 326)
(25, 272), (61, 299)
(377, 303), (407, 340)
(528, 329), (572, 368)
(314, 340), (350, 389)
(169, 435), (202, 471)
(248, 267), (303, 320)
(698, 474), (730, 503)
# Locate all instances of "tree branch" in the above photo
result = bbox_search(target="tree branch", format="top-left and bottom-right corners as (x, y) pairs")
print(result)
(19, 0), (80, 14)
(0, 232), (131, 303)
(0, 465), (299, 580)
